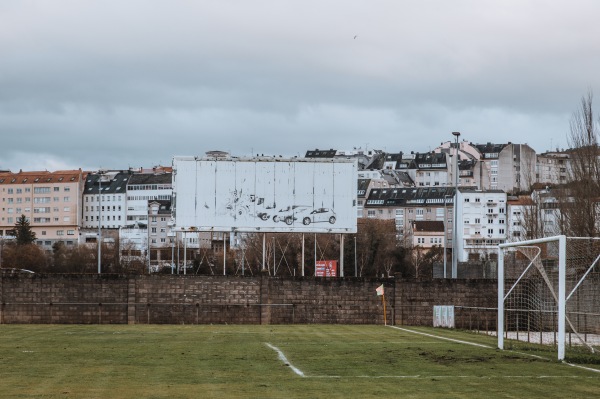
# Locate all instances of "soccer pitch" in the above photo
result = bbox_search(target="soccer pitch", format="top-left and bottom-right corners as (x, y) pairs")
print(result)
(1, 325), (599, 398)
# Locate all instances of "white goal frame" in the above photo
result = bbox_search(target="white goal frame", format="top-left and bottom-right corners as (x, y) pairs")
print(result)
(498, 235), (567, 359)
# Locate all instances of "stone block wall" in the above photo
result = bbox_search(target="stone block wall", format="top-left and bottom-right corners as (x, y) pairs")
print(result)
(0, 274), (498, 326)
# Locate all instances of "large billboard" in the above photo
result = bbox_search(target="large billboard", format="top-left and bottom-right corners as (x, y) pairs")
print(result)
(172, 156), (357, 233)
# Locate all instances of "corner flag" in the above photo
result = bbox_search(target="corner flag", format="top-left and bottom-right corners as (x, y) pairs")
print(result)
(376, 284), (384, 296)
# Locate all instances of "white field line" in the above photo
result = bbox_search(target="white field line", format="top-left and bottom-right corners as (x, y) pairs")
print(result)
(308, 375), (597, 379)
(389, 326), (493, 349)
(391, 326), (600, 373)
(562, 361), (600, 374)
(265, 343), (305, 377)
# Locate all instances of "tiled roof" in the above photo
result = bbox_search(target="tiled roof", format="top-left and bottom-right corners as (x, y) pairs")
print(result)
(412, 220), (444, 233)
(0, 170), (82, 185)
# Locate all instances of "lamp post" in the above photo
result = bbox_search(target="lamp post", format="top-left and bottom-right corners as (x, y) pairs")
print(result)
(97, 171), (106, 274)
(451, 132), (461, 279)
(443, 194), (452, 278)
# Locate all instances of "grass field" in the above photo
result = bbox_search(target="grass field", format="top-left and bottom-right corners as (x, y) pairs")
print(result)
(1, 324), (599, 398)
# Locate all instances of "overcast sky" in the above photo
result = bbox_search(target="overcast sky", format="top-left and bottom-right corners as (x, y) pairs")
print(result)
(2, 0), (600, 172)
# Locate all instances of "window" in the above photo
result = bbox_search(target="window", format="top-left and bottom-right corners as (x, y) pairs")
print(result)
(499, 229), (505, 234)
(64, 207), (70, 212)
(488, 229), (493, 234)
(16, 188), (22, 194)
(63, 216), (71, 222)
(475, 218), (480, 224)
(57, 230), (64, 236)
(488, 219), (493, 224)
(64, 197), (70, 202)
(464, 198), (470, 202)
(475, 198), (480, 202)
(64, 187), (70, 192)
(41, 230), (46, 236)
(67, 230), (74, 235)
(54, 187), (60, 192)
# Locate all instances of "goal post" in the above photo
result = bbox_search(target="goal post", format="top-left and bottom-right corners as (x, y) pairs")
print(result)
(498, 235), (600, 361)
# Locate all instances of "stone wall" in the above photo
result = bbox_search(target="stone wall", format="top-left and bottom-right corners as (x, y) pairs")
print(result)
(0, 274), (498, 326)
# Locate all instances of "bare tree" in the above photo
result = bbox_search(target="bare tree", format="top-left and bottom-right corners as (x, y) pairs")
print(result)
(561, 91), (600, 237)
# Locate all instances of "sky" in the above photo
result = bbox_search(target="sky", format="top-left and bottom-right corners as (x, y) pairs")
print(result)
(2, 0), (600, 172)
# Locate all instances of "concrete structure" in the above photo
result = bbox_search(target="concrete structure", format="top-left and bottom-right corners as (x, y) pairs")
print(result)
(0, 170), (85, 249)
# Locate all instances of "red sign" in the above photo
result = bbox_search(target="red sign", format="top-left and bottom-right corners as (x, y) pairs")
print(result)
(315, 260), (337, 277)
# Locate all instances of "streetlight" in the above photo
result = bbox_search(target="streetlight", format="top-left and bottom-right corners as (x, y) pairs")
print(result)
(443, 194), (452, 278)
(451, 132), (461, 279)
(97, 170), (107, 274)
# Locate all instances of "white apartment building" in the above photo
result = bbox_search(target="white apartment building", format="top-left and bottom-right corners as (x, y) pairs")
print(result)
(456, 188), (508, 262)
(126, 172), (172, 224)
(82, 171), (131, 230)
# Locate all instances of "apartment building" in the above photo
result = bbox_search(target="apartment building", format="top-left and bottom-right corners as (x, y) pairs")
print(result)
(536, 151), (570, 186)
(0, 170), (85, 249)
(126, 172), (172, 224)
(364, 186), (455, 242)
(455, 188), (507, 262)
(82, 171), (132, 229)
(409, 220), (445, 250)
(148, 200), (174, 271)
(474, 143), (537, 193)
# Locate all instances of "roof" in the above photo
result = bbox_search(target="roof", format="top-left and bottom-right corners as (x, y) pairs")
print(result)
(412, 220), (444, 233)
(507, 195), (534, 206)
(149, 199), (172, 214)
(414, 152), (447, 168)
(128, 172), (172, 185)
(459, 188), (505, 194)
(84, 171), (132, 195)
(305, 149), (337, 158)
(0, 170), (82, 185)
(357, 179), (371, 198)
(474, 143), (508, 155)
(365, 186), (456, 207)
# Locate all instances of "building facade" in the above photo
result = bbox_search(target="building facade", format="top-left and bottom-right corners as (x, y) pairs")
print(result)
(0, 170), (85, 249)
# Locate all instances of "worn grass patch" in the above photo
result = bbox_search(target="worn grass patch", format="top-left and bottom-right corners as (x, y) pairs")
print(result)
(0, 324), (599, 398)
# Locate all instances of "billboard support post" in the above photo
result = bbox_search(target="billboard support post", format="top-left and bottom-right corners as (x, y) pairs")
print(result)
(340, 234), (344, 277)
(262, 233), (266, 272)
(223, 234), (226, 276)
(183, 231), (187, 275)
(301, 234), (305, 277)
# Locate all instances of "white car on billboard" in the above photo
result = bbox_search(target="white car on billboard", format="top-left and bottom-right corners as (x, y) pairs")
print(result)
(301, 207), (336, 225)
(272, 205), (311, 225)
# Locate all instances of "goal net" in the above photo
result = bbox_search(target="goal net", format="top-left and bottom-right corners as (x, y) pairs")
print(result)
(498, 235), (600, 361)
